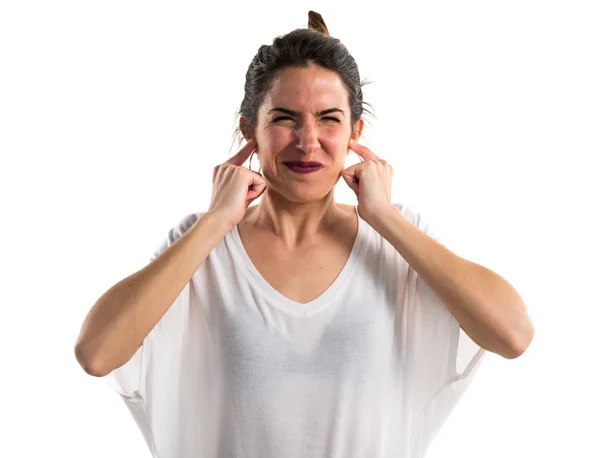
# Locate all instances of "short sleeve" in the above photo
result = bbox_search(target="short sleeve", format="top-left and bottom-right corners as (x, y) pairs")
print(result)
(104, 212), (202, 398)
(392, 203), (487, 456)
(105, 341), (144, 398)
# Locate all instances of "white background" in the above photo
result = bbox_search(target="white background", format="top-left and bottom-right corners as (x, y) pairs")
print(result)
(1, 1), (598, 457)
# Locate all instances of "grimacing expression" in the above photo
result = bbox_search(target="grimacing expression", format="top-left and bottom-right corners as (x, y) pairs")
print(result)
(246, 64), (363, 202)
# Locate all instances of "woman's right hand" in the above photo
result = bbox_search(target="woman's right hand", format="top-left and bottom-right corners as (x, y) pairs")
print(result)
(207, 139), (266, 230)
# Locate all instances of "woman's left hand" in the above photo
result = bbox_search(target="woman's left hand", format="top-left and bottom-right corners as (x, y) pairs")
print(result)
(341, 139), (394, 223)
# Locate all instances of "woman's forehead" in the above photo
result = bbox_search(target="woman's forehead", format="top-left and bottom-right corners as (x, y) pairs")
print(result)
(263, 67), (349, 113)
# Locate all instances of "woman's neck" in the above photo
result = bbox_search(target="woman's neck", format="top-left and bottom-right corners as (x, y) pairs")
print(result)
(243, 190), (347, 248)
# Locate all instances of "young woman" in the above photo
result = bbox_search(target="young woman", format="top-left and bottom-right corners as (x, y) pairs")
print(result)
(75, 11), (533, 458)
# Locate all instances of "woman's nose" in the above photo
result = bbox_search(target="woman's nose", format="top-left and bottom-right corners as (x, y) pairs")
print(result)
(295, 125), (320, 154)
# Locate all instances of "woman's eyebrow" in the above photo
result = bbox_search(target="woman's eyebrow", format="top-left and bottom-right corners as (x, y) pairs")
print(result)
(269, 107), (345, 117)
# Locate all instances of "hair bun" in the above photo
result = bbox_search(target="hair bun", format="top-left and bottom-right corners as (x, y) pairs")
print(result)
(308, 11), (330, 36)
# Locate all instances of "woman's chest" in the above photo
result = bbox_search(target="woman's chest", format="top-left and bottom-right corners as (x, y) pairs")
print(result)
(211, 277), (396, 392)
(244, 242), (352, 304)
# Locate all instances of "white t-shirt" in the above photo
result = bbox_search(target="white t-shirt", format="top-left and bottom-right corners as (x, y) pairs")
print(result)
(106, 202), (487, 458)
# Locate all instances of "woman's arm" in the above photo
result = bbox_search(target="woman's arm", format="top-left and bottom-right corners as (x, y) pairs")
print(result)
(74, 212), (231, 377)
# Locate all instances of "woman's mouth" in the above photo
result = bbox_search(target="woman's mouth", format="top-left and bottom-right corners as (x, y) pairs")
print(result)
(283, 162), (324, 174)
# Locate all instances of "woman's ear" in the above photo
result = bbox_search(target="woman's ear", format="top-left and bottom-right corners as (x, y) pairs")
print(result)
(347, 119), (364, 155)
(239, 116), (254, 142)
(351, 118), (364, 142)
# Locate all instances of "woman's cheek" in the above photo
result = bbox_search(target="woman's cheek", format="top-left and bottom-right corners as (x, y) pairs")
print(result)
(320, 135), (348, 160)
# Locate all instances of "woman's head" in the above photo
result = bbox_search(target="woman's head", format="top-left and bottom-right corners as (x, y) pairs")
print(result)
(236, 11), (373, 202)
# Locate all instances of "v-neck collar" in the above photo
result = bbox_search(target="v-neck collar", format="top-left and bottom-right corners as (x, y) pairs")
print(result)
(227, 206), (366, 316)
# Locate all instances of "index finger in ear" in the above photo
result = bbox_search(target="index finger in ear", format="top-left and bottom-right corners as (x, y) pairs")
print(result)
(227, 138), (257, 166)
(349, 139), (380, 161)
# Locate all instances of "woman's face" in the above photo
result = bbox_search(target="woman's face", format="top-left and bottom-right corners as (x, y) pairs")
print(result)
(245, 64), (363, 202)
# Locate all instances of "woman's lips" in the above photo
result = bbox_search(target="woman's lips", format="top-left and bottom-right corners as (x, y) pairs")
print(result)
(284, 161), (323, 167)
(284, 163), (323, 174)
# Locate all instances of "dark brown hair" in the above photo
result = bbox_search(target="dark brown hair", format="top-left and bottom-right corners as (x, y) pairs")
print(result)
(233, 11), (373, 147)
